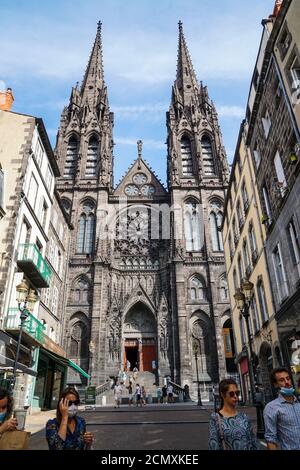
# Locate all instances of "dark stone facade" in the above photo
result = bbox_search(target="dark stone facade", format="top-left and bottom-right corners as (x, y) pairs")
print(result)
(55, 23), (232, 398)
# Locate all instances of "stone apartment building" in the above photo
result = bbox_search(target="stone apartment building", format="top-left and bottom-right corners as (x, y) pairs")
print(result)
(222, 119), (279, 403)
(222, 0), (300, 402)
(247, 0), (300, 391)
(0, 109), (76, 410)
(55, 21), (235, 400)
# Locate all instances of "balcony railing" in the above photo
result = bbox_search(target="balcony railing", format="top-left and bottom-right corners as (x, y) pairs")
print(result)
(4, 308), (46, 345)
(17, 244), (52, 288)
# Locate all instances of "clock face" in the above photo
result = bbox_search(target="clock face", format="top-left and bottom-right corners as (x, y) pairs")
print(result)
(125, 184), (139, 196)
(133, 173), (147, 185)
(141, 184), (155, 196)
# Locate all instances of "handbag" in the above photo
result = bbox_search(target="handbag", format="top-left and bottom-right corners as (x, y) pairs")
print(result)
(0, 430), (31, 450)
(216, 413), (227, 451)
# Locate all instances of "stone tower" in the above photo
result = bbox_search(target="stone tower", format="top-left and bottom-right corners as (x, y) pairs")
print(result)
(55, 22), (233, 398)
(166, 22), (231, 392)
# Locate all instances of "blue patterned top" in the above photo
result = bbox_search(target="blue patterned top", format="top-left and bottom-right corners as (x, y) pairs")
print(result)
(46, 416), (86, 450)
(209, 411), (259, 450)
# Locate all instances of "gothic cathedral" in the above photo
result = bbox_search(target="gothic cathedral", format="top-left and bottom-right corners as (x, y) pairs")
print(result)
(55, 22), (235, 400)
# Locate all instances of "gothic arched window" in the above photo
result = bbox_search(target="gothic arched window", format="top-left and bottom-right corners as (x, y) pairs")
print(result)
(85, 137), (98, 177)
(77, 201), (96, 254)
(201, 136), (215, 176)
(61, 198), (71, 215)
(184, 199), (202, 251)
(181, 137), (193, 176)
(70, 321), (88, 358)
(190, 276), (206, 301)
(209, 200), (223, 251)
(73, 277), (90, 304)
(64, 136), (78, 177)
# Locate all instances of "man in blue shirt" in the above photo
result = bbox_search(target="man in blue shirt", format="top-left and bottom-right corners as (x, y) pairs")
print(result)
(263, 367), (300, 450)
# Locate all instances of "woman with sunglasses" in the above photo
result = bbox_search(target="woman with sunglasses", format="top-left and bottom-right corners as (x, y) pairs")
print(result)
(46, 387), (94, 450)
(209, 379), (258, 450)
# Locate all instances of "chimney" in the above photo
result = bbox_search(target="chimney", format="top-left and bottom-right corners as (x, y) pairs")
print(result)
(272, 0), (283, 18)
(0, 88), (14, 111)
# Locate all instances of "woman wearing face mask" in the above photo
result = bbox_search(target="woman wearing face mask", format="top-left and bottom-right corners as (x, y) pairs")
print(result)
(0, 387), (18, 438)
(208, 379), (258, 450)
(46, 387), (94, 450)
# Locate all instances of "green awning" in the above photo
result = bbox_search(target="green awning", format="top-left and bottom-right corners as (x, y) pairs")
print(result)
(68, 360), (90, 380)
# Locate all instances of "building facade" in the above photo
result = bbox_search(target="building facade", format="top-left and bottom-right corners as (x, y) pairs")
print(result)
(252, 0), (300, 392)
(222, 0), (300, 402)
(0, 110), (73, 411)
(55, 22), (235, 400)
(222, 120), (279, 403)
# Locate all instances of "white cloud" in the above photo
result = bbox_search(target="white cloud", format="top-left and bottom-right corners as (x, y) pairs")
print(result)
(115, 137), (165, 150)
(217, 106), (245, 119)
(111, 102), (168, 119)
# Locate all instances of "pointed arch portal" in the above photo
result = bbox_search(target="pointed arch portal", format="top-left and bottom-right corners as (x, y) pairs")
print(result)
(123, 302), (157, 372)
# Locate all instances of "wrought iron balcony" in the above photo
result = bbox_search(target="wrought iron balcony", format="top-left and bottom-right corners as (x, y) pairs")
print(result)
(4, 308), (46, 345)
(17, 244), (52, 288)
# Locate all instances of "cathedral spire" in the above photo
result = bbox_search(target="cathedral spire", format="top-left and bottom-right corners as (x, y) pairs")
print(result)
(175, 21), (199, 105)
(81, 21), (105, 109)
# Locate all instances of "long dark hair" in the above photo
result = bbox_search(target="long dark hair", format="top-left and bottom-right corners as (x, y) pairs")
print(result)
(218, 379), (238, 410)
(56, 387), (80, 424)
(0, 387), (14, 420)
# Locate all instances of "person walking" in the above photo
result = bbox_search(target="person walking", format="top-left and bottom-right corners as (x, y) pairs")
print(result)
(162, 385), (168, 404)
(46, 387), (93, 450)
(127, 381), (133, 406)
(208, 378), (258, 450)
(264, 367), (300, 450)
(114, 381), (123, 409)
(135, 384), (142, 407)
(156, 386), (162, 404)
(167, 383), (174, 403)
(141, 385), (147, 406)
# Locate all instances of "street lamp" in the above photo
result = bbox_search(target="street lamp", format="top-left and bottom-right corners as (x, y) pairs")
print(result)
(192, 341), (202, 406)
(234, 280), (265, 439)
(9, 279), (38, 393)
(88, 340), (95, 386)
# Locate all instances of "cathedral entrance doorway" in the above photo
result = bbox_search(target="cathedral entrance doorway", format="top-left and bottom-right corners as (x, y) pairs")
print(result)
(123, 302), (157, 373)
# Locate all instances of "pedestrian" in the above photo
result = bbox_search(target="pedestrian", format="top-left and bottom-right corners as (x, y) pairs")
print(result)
(162, 385), (168, 404)
(0, 387), (18, 436)
(46, 386), (94, 450)
(135, 384), (142, 407)
(133, 366), (138, 382)
(126, 359), (131, 372)
(114, 381), (123, 408)
(167, 383), (174, 403)
(208, 378), (258, 450)
(127, 381), (133, 406)
(141, 385), (147, 405)
(263, 367), (300, 450)
(156, 386), (162, 404)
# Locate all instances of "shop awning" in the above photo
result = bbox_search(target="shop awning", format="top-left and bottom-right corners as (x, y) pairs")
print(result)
(68, 360), (90, 380)
(39, 346), (90, 380)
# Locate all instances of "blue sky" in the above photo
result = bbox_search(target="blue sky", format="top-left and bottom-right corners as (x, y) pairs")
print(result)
(0, 0), (276, 187)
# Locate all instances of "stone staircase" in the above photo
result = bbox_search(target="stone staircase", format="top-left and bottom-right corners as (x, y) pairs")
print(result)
(96, 371), (158, 406)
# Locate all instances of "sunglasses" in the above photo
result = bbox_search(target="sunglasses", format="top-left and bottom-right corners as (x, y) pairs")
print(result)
(67, 400), (80, 406)
(228, 390), (240, 398)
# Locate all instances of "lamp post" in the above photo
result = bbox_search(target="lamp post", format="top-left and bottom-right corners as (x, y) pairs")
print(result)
(192, 341), (202, 406)
(9, 279), (37, 393)
(234, 279), (265, 439)
(88, 340), (95, 386)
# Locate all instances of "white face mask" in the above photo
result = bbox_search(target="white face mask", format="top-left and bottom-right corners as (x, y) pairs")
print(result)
(68, 404), (78, 418)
